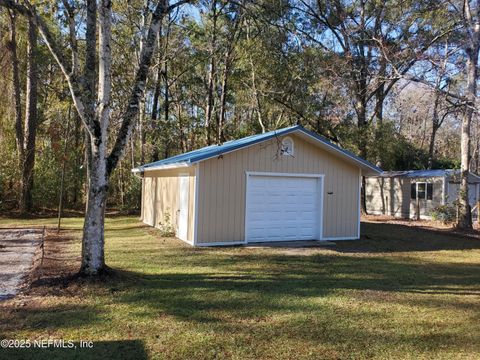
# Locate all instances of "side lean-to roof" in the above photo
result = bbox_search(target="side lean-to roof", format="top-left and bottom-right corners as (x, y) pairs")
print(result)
(132, 125), (382, 175)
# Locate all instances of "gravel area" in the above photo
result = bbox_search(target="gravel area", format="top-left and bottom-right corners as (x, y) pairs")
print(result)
(0, 228), (43, 301)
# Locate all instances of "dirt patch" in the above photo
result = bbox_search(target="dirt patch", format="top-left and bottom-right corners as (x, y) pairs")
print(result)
(26, 230), (81, 295)
(0, 229), (80, 318)
(0, 228), (44, 300)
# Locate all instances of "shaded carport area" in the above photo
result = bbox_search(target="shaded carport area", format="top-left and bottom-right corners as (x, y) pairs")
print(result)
(0, 228), (44, 300)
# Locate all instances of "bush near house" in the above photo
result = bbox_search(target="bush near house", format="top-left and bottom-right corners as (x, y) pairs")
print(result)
(431, 203), (458, 224)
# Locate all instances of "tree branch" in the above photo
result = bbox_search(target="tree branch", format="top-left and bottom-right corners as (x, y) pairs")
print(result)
(107, 0), (192, 176)
(0, 0), (94, 133)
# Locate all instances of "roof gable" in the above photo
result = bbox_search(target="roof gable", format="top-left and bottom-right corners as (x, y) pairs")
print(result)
(133, 125), (382, 175)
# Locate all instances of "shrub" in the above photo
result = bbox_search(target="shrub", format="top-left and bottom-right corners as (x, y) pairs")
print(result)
(158, 211), (176, 237)
(431, 204), (457, 224)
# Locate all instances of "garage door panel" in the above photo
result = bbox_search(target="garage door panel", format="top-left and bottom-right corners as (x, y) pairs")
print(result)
(246, 174), (322, 242)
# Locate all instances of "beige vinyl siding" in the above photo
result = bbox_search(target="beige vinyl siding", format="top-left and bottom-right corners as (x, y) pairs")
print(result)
(141, 167), (196, 242)
(196, 134), (360, 244)
(365, 177), (410, 217)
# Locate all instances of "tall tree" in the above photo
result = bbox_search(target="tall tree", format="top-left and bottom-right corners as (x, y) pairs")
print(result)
(426, 42), (458, 169)
(7, 11), (24, 171)
(7, 12), (39, 214)
(217, 1), (244, 143)
(294, 0), (453, 211)
(20, 18), (38, 213)
(457, 0), (480, 229)
(204, 0), (219, 145)
(0, 0), (191, 275)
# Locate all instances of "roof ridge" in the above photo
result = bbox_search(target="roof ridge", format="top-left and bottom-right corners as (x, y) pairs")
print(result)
(133, 125), (381, 174)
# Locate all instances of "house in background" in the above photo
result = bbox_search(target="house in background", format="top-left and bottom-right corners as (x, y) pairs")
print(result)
(132, 125), (381, 246)
(365, 169), (480, 220)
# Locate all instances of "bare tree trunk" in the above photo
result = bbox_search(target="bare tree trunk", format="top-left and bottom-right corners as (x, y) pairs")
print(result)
(428, 42), (450, 169)
(474, 134), (480, 173)
(57, 105), (72, 231)
(215, 4), (242, 143)
(427, 92), (441, 169)
(163, 56), (169, 126)
(81, 0), (112, 275)
(427, 126), (439, 169)
(82, 151), (108, 274)
(162, 22), (171, 157)
(355, 99), (368, 158)
(138, 0), (151, 165)
(458, 1), (479, 229)
(139, 98), (146, 164)
(205, 57), (216, 145)
(248, 53), (264, 133)
(373, 59), (385, 169)
(72, 112), (82, 207)
(218, 52), (230, 143)
(8, 12), (24, 170)
(150, 14), (171, 159)
(20, 19), (38, 214)
(205, 0), (217, 145)
(354, 95), (369, 214)
(178, 101), (186, 153)
(373, 57), (386, 127)
(151, 36), (163, 162)
(373, 90), (385, 169)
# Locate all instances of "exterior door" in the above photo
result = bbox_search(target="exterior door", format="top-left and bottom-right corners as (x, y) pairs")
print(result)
(177, 176), (189, 241)
(245, 174), (323, 242)
(411, 182), (433, 218)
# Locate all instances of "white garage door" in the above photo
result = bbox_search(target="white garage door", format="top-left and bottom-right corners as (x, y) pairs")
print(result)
(246, 174), (322, 242)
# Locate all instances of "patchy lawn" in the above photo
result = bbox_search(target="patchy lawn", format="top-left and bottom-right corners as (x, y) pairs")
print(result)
(0, 216), (479, 360)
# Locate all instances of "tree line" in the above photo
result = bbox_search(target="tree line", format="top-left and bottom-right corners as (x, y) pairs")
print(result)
(0, 0), (479, 275)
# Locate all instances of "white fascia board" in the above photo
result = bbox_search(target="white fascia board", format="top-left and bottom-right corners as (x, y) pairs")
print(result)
(131, 162), (191, 173)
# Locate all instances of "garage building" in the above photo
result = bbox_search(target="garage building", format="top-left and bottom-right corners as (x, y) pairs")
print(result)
(132, 125), (381, 246)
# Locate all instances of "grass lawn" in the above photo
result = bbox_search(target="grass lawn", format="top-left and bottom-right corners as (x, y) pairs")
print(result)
(0, 216), (479, 359)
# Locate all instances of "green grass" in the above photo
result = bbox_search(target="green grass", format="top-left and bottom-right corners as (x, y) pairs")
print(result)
(0, 216), (479, 359)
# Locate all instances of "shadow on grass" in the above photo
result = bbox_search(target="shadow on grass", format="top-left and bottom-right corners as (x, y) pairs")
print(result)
(13, 248), (480, 327)
(0, 339), (147, 360)
(2, 219), (480, 356)
(330, 221), (480, 253)
(2, 303), (105, 331)
(109, 251), (480, 323)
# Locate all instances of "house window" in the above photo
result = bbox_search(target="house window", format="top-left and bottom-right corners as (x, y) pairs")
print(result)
(281, 137), (294, 156)
(417, 183), (426, 199)
(427, 183), (433, 200)
(411, 182), (433, 200)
